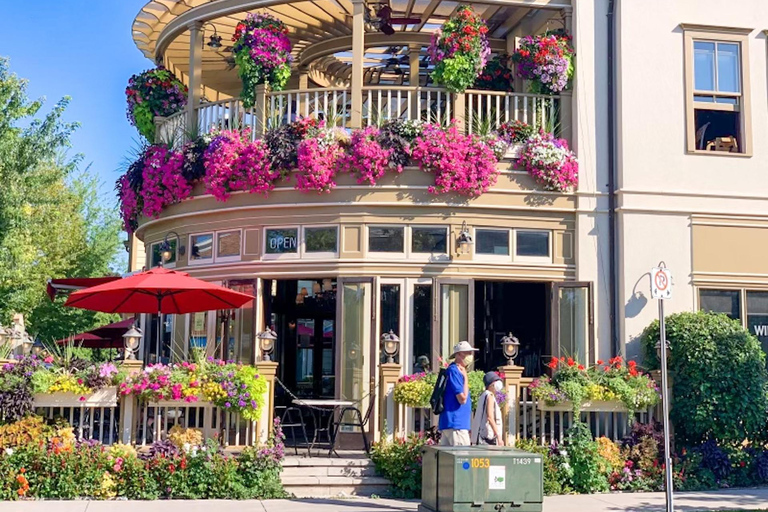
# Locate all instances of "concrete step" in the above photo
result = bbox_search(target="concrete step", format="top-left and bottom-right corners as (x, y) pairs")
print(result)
(283, 465), (378, 478)
(281, 456), (390, 498)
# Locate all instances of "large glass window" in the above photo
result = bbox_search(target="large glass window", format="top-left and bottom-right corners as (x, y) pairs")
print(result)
(516, 231), (550, 258)
(226, 281), (255, 363)
(369, 226), (404, 253)
(700, 289), (741, 319)
(265, 228), (299, 255)
(476, 229), (510, 256)
(412, 227), (447, 254)
(305, 227), (338, 253)
(412, 285), (432, 373)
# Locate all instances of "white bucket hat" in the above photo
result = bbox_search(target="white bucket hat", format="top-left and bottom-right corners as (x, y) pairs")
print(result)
(450, 341), (479, 358)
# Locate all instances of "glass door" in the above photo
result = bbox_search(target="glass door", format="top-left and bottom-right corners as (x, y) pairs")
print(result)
(295, 316), (336, 398)
(433, 279), (474, 367)
(551, 282), (594, 365)
(337, 278), (375, 434)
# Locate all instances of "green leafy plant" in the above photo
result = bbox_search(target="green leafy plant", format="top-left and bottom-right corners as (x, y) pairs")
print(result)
(370, 433), (431, 498)
(640, 311), (768, 446)
(565, 421), (610, 493)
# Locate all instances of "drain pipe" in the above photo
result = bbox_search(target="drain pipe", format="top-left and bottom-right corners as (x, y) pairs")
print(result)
(607, 0), (620, 357)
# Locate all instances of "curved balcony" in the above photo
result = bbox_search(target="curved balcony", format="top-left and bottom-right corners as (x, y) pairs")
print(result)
(156, 85), (569, 148)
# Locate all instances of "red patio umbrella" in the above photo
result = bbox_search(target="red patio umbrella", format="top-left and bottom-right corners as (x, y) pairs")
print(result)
(55, 318), (137, 350)
(64, 267), (255, 357)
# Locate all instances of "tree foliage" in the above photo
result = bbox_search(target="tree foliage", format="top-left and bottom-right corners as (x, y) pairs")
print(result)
(0, 58), (122, 342)
(640, 311), (768, 446)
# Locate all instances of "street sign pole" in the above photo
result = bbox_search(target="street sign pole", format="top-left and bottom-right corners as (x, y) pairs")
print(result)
(652, 264), (674, 512)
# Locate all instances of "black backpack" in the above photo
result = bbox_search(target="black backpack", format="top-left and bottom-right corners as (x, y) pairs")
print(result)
(430, 367), (448, 415)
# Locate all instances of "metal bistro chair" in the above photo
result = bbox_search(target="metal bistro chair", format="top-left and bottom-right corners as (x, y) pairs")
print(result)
(330, 393), (376, 455)
(276, 405), (310, 456)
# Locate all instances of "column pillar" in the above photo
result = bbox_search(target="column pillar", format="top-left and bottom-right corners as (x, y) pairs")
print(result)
(186, 21), (204, 136)
(350, 0), (366, 128)
(408, 43), (421, 120)
(119, 359), (144, 444)
(498, 364), (524, 447)
(379, 362), (402, 442)
(255, 361), (279, 445)
(253, 84), (269, 138)
(297, 66), (309, 119)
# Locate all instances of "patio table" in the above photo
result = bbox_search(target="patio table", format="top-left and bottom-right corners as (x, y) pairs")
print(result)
(292, 399), (354, 457)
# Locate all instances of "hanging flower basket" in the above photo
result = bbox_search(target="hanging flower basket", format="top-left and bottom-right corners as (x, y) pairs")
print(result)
(428, 5), (490, 93)
(232, 13), (293, 107)
(511, 31), (574, 95)
(125, 67), (188, 141)
(518, 133), (578, 192)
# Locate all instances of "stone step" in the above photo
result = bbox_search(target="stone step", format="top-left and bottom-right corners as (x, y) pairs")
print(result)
(283, 465), (378, 478)
(283, 456), (375, 468)
(282, 476), (391, 499)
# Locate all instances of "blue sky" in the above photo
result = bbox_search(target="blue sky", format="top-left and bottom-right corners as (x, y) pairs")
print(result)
(0, 0), (153, 196)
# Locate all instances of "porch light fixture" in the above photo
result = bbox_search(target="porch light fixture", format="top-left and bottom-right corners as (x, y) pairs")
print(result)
(457, 221), (473, 254)
(31, 339), (45, 357)
(258, 328), (277, 361)
(501, 333), (520, 365)
(203, 23), (223, 49)
(160, 231), (185, 264)
(122, 325), (143, 360)
(21, 337), (33, 356)
(655, 339), (670, 361)
(381, 330), (400, 363)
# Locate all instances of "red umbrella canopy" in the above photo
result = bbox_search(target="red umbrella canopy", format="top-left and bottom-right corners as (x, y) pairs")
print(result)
(55, 332), (123, 349)
(64, 267), (254, 314)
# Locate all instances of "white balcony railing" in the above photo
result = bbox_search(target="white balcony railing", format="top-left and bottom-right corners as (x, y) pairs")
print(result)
(156, 86), (566, 148)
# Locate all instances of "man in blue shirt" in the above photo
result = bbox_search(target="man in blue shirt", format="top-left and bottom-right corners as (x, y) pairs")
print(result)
(438, 341), (478, 446)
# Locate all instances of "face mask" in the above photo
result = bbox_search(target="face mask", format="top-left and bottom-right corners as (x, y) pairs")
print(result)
(462, 355), (474, 368)
(493, 381), (503, 392)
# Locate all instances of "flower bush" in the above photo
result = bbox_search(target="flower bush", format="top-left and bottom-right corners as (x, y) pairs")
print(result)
(294, 125), (347, 193)
(202, 130), (279, 201)
(511, 31), (574, 95)
(339, 126), (398, 185)
(428, 5), (490, 92)
(530, 356), (659, 416)
(518, 132), (578, 192)
(140, 145), (191, 218)
(264, 117), (320, 173)
(126, 67), (187, 141)
(370, 432), (434, 498)
(118, 358), (267, 421)
(475, 53), (514, 91)
(233, 13), (292, 107)
(412, 123), (499, 197)
(393, 372), (436, 407)
(496, 120), (535, 144)
(0, 417), (286, 500)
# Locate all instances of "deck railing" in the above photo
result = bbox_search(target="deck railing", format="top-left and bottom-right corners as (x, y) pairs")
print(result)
(157, 86), (568, 148)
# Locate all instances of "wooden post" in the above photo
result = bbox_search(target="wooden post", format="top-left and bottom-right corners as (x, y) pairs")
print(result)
(452, 92), (466, 133)
(297, 66), (309, 119)
(119, 359), (143, 444)
(498, 364), (524, 447)
(186, 21), (204, 137)
(350, 0), (365, 128)
(559, 91), (573, 141)
(154, 116), (166, 144)
(255, 361), (279, 445)
(379, 362), (402, 442)
(253, 84), (269, 138)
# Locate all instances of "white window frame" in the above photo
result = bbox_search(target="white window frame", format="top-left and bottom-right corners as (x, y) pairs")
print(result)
(262, 226), (301, 261)
(513, 229), (553, 263)
(409, 225), (450, 263)
(473, 228), (511, 262)
(187, 232), (215, 266)
(302, 225), (340, 260)
(148, 241), (176, 269)
(366, 224), (406, 259)
(215, 229), (243, 263)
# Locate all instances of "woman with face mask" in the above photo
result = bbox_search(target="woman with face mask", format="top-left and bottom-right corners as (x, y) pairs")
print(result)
(470, 372), (505, 446)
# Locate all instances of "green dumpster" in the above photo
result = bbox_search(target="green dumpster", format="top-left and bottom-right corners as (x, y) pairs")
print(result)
(419, 445), (544, 512)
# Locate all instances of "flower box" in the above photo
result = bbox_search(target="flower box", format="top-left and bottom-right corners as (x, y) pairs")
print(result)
(503, 143), (525, 160)
(33, 387), (118, 408)
(537, 400), (628, 413)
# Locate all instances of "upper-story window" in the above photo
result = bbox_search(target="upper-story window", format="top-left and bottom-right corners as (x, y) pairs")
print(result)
(149, 240), (176, 268)
(189, 230), (242, 265)
(368, 226), (405, 254)
(683, 25), (752, 155)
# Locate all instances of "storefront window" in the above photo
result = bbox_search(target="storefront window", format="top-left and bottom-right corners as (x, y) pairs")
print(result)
(412, 227), (447, 254)
(440, 284), (469, 361)
(747, 291), (768, 363)
(476, 230), (509, 255)
(700, 289), (741, 319)
(305, 227), (338, 253)
(189, 311), (209, 354)
(145, 314), (173, 364)
(265, 228), (299, 255)
(228, 281), (255, 363)
(369, 226), (404, 253)
(412, 285), (432, 373)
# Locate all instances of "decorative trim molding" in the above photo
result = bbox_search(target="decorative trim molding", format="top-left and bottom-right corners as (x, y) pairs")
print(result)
(679, 23), (754, 35)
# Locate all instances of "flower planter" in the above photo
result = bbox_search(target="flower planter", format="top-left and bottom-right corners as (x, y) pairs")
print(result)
(537, 400), (628, 413)
(503, 143), (525, 159)
(33, 386), (118, 408)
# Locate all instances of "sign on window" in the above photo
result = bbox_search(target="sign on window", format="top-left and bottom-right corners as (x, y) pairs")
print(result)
(265, 228), (298, 254)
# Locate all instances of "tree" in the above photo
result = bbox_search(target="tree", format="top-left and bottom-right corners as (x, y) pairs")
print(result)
(0, 57), (123, 342)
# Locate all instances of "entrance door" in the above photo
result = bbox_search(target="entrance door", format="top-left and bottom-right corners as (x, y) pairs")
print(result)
(551, 282), (594, 365)
(295, 316), (336, 399)
(337, 278), (375, 437)
(433, 278), (474, 366)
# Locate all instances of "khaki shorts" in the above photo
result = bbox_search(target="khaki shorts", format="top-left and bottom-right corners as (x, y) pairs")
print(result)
(439, 429), (471, 446)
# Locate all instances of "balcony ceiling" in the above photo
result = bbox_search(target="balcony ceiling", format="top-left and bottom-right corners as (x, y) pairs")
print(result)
(133, 0), (569, 97)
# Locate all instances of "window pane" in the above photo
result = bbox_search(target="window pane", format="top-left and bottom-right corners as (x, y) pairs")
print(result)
(700, 289), (740, 319)
(340, 282), (371, 431)
(441, 284), (468, 360)
(412, 285), (432, 373)
(412, 227), (447, 253)
(694, 41), (716, 91)
(190, 234), (213, 261)
(217, 231), (241, 258)
(717, 42), (740, 93)
(476, 229), (510, 255)
(747, 292), (768, 367)
(369, 226), (404, 252)
(265, 228), (298, 254)
(558, 286), (589, 365)
(380, 284), (401, 362)
(516, 231), (550, 257)
(305, 227), (338, 253)
(189, 312), (209, 352)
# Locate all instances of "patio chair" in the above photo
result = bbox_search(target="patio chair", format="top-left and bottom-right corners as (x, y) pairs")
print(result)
(276, 405), (309, 456)
(330, 393), (376, 455)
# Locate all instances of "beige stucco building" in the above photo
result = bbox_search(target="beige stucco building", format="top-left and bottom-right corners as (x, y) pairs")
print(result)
(125, 0), (768, 439)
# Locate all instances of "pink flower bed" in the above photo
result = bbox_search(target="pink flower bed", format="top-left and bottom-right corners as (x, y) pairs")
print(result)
(295, 137), (340, 194)
(339, 126), (398, 185)
(139, 145), (191, 219)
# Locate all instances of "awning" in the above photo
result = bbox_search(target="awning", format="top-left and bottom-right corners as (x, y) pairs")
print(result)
(55, 318), (137, 349)
(47, 276), (122, 301)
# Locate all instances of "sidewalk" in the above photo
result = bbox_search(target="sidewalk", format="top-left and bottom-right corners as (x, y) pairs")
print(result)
(0, 489), (766, 512)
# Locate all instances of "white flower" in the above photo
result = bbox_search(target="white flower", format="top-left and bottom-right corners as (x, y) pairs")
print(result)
(182, 443), (191, 453)
(4, 448), (13, 456)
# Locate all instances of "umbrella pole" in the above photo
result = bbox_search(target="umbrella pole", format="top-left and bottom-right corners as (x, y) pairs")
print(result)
(157, 296), (163, 364)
